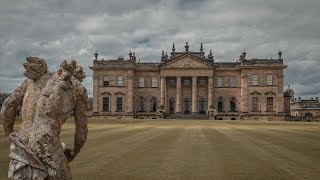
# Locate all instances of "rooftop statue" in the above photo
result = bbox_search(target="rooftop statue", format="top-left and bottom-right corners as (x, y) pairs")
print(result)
(1, 58), (88, 180)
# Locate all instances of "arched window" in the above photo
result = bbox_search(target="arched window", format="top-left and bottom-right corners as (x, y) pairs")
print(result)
(169, 98), (175, 114)
(184, 98), (191, 114)
(150, 97), (157, 112)
(218, 96), (224, 112)
(138, 97), (145, 112)
(230, 97), (236, 112)
(199, 98), (206, 114)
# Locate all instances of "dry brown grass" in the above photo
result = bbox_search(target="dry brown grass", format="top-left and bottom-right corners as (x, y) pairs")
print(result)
(1, 119), (320, 179)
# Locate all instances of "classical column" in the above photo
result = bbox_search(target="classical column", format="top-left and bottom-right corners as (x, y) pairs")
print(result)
(176, 76), (182, 113)
(126, 76), (133, 114)
(208, 76), (213, 108)
(92, 72), (99, 113)
(160, 77), (166, 107)
(192, 76), (198, 114)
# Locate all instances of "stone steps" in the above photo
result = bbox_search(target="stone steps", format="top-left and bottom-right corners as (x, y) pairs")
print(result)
(167, 113), (209, 120)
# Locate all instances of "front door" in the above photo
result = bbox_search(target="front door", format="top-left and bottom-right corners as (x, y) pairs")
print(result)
(169, 98), (175, 114)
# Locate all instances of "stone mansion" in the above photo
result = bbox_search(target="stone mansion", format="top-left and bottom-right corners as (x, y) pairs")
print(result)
(90, 42), (287, 120)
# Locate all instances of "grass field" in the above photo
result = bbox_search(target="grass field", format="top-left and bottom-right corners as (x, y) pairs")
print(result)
(1, 119), (320, 179)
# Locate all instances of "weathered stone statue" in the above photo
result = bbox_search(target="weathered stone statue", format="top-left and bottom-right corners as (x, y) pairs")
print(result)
(1, 58), (88, 179)
(1, 57), (53, 141)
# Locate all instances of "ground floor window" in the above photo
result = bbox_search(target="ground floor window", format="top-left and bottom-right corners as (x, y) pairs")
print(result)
(103, 97), (109, 111)
(199, 98), (206, 114)
(252, 97), (260, 112)
(150, 97), (157, 112)
(230, 97), (236, 112)
(184, 98), (190, 114)
(116, 97), (123, 111)
(218, 96), (224, 112)
(267, 97), (273, 112)
(138, 97), (145, 112)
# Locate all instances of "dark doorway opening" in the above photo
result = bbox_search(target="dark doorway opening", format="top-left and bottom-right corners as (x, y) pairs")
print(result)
(184, 98), (190, 114)
(199, 98), (206, 114)
(169, 98), (175, 114)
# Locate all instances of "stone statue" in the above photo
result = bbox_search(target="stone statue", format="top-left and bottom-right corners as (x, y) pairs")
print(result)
(1, 58), (88, 179)
(1, 57), (53, 141)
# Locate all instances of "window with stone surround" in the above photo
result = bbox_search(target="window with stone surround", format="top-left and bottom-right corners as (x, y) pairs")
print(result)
(103, 76), (110, 87)
(252, 97), (260, 112)
(230, 97), (236, 112)
(267, 97), (273, 112)
(218, 96), (224, 112)
(217, 77), (224, 87)
(102, 97), (109, 111)
(267, 74), (273, 86)
(252, 75), (258, 86)
(117, 75), (123, 86)
(150, 97), (157, 112)
(151, 78), (158, 88)
(116, 97), (123, 111)
(139, 77), (145, 87)
(138, 97), (145, 112)
(230, 76), (236, 87)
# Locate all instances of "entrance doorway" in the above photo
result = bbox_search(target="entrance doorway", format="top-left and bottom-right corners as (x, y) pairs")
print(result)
(184, 98), (191, 114)
(169, 98), (175, 114)
(199, 98), (206, 114)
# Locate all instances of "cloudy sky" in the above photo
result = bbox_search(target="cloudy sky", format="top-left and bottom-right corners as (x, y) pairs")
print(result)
(0, 0), (320, 98)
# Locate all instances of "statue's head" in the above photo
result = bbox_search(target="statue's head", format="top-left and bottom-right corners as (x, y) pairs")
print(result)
(23, 57), (48, 80)
(57, 60), (77, 90)
(74, 65), (86, 82)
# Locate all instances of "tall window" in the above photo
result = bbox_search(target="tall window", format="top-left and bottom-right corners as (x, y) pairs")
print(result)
(252, 75), (258, 86)
(267, 97), (273, 112)
(139, 77), (145, 87)
(117, 75), (123, 86)
(199, 79), (206, 86)
(138, 97), (145, 112)
(230, 76), (236, 87)
(252, 97), (260, 112)
(116, 97), (123, 111)
(199, 98), (206, 114)
(230, 97), (236, 112)
(103, 97), (109, 111)
(217, 77), (224, 87)
(267, 74), (273, 86)
(103, 76), (110, 87)
(169, 79), (176, 87)
(150, 97), (157, 112)
(218, 96), (224, 112)
(151, 78), (158, 88)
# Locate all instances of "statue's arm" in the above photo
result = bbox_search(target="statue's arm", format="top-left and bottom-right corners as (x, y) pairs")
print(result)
(1, 80), (28, 136)
(68, 88), (88, 161)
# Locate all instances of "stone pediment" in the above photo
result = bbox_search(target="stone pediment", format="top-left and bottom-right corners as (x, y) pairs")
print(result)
(160, 54), (212, 68)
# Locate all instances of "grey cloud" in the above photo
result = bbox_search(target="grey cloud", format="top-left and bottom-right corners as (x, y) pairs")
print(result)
(0, 0), (320, 98)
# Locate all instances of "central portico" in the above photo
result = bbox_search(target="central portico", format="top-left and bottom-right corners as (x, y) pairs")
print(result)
(159, 53), (215, 114)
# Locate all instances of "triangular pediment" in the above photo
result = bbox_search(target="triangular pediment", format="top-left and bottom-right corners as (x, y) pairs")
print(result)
(250, 91), (261, 95)
(159, 54), (213, 68)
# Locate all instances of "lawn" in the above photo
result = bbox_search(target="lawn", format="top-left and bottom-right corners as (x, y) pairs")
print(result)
(1, 119), (320, 179)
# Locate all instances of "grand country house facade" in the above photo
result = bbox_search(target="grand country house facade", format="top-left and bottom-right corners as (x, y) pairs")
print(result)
(90, 42), (287, 120)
